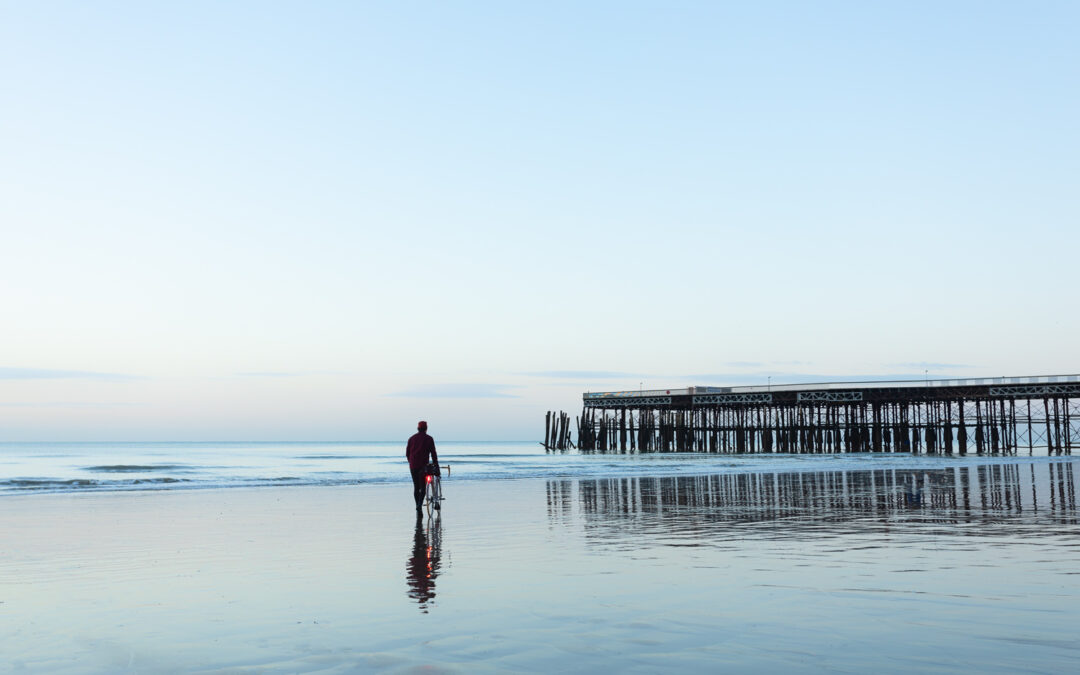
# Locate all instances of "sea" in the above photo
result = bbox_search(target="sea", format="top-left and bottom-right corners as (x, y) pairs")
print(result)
(5, 441), (1080, 671)
(0, 440), (1074, 495)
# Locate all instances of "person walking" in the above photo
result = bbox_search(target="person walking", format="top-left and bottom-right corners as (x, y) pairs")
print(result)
(406, 420), (439, 511)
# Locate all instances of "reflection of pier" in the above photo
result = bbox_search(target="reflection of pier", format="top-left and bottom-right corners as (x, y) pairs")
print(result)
(546, 462), (1079, 537)
(568, 375), (1080, 455)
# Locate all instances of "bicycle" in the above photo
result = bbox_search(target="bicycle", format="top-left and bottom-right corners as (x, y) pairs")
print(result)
(423, 463), (448, 517)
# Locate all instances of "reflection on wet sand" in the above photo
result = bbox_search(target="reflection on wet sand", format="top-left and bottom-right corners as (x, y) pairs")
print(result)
(405, 515), (443, 612)
(547, 461), (1079, 541)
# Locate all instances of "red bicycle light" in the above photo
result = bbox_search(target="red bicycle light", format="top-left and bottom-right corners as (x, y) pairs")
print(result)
(426, 475), (433, 483)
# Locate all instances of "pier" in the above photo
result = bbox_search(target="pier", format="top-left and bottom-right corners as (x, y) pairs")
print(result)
(546, 375), (1080, 455)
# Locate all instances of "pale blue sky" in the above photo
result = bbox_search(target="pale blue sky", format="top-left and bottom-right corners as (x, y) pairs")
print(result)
(2, 1), (1077, 440)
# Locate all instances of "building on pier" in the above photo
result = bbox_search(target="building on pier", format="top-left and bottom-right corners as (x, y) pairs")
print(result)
(560, 375), (1080, 455)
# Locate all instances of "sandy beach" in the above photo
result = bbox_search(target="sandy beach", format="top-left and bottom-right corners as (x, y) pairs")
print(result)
(3, 465), (1080, 672)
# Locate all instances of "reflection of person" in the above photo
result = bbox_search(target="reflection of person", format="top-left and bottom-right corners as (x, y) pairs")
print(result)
(905, 475), (923, 507)
(406, 420), (439, 511)
(406, 516), (441, 612)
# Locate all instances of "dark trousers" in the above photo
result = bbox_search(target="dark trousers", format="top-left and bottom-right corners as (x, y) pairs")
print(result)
(410, 467), (427, 507)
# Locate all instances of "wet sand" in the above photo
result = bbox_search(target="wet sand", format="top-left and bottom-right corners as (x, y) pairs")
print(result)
(3, 462), (1080, 672)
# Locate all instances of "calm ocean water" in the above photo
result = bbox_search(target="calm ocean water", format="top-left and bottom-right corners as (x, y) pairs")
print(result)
(4, 442), (1080, 671)
(0, 440), (1072, 495)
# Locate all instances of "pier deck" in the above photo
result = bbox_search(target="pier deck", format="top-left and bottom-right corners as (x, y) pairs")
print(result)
(551, 375), (1080, 455)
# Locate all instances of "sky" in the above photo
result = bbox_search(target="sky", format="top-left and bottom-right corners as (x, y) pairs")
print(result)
(1, 1), (1077, 441)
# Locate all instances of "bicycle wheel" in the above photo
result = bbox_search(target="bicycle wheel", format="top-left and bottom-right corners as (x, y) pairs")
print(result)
(425, 478), (434, 517)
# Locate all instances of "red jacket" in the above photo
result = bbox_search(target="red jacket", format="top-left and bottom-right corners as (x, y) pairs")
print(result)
(406, 431), (438, 471)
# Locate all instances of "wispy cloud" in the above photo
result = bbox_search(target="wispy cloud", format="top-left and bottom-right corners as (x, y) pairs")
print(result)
(522, 370), (645, 379)
(0, 367), (140, 381)
(890, 362), (975, 370)
(702, 360), (812, 370)
(685, 373), (784, 385)
(685, 372), (939, 386)
(390, 383), (521, 399)
(232, 370), (349, 378)
(0, 401), (139, 408)
(682, 362), (976, 387)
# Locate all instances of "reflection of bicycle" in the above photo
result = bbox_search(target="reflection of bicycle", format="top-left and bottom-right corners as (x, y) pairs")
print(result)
(424, 463), (448, 517)
(406, 514), (442, 611)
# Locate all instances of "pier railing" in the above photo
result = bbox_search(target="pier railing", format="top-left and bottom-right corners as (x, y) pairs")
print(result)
(583, 375), (1080, 398)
